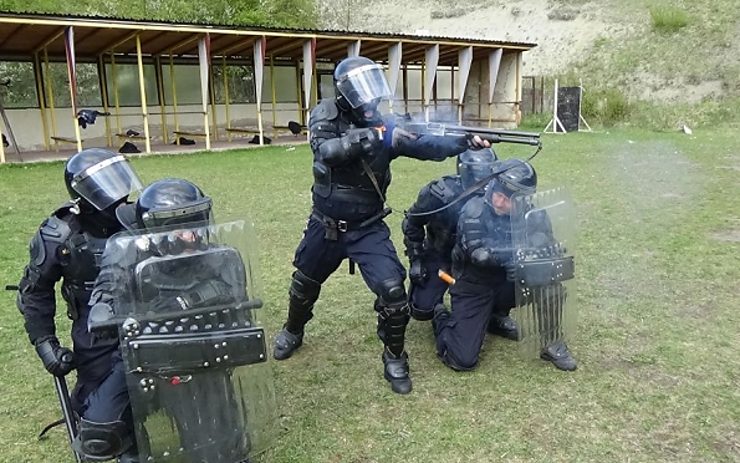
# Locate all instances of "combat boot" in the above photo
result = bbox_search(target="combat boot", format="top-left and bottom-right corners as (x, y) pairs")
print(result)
(382, 349), (412, 394)
(487, 313), (519, 340)
(273, 327), (303, 360)
(540, 341), (577, 371)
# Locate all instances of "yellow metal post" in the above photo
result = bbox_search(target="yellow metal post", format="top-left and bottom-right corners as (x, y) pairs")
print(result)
(97, 55), (112, 147)
(135, 35), (151, 153)
(43, 49), (59, 152)
(33, 53), (50, 151)
(223, 57), (231, 142)
(110, 53), (121, 135)
(169, 54), (180, 145)
(155, 56), (168, 144)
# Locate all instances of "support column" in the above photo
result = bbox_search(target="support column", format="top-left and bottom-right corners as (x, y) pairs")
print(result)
(197, 34), (212, 150)
(63, 26), (83, 151)
(253, 36), (266, 145)
(456, 46), (473, 124)
(135, 34), (151, 153)
(423, 44), (439, 121)
(487, 49), (503, 128)
(387, 42), (402, 113)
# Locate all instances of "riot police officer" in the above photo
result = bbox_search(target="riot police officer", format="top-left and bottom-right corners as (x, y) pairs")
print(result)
(402, 148), (517, 341)
(272, 55), (490, 394)
(88, 178), (271, 463)
(433, 159), (577, 371)
(16, 148), (142, 462)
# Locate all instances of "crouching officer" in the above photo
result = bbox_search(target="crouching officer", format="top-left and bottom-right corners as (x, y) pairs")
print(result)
(87, 178), (274, 463)
(15, 148), (143, 462)
(433, 159), (576, 371)
(402, 148), (517, 342)
(272, 55), (490, 394)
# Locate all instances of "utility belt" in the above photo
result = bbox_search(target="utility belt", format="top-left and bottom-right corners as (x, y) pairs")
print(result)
(311, 207), (392, 241)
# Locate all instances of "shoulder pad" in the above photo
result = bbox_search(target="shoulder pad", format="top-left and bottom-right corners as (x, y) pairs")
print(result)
(29, 231), (47, 267)
(310, 100), (339, 123)
(39, 214), (74, 245)
(462, 197), (485, 219)
(429, 177), (459, 203)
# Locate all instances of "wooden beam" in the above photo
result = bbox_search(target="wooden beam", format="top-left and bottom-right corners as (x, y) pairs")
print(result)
(268, 40), (304, 58)
(214, 37), (257, 57)
(74, 27), (103, 48)
(168, 34), (202, 55)
(315, 40), (352, 57)
(0, 23), (25, 49)
(96, 30), (139, 55)
(32, 27), (66, 53)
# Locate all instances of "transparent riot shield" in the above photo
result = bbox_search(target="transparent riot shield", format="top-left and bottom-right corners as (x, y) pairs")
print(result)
(104, 220), (276, 463)
(510, 187), (577, 358)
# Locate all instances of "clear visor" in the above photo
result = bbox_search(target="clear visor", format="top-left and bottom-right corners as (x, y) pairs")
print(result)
(140, 198), (213, 229)
(460, 161), (496, 188)
(336, 64), (392, 109)
(71, 156), (143, 210)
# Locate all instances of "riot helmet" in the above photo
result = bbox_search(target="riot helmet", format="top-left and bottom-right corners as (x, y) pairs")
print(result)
(457, 148), (499, 190)
(64, 148), (142, 213)
(133, 178), (213, 230)
(334, 56), (392, 126)
(484, 159), (537, 215)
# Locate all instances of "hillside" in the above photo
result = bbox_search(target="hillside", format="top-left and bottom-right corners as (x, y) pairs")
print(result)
(319, 0), (740, 126)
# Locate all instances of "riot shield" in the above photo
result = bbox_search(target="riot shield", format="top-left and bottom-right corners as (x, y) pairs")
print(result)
(106, 220), (276, 463)
(509, 188), (577, 358)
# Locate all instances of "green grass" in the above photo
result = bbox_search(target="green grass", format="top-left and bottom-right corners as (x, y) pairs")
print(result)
(649, 5), (690, 34)
(1, 131), (739, 462)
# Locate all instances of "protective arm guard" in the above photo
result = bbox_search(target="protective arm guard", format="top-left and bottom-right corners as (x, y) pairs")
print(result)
(17, 226), (66, 344)
(315, 128), (380, 166)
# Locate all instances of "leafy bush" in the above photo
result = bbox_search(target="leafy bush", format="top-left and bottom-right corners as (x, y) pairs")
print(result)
(582, 88), (631, 126)
(650, 6), (689, 34)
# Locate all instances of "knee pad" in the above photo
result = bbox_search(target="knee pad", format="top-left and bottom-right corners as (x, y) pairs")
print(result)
(377, 278), (407, 306)
(289, 270), (321, 305)
(73, 418), (132, 461)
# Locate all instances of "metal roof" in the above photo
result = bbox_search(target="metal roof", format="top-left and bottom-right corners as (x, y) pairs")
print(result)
(0, 11), (536, 65)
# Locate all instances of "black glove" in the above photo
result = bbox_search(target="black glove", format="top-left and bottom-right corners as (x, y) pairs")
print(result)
(409, 258), (429, 285)
(34, 335), (75, 377)
(152, 295), (191, 312)
(345, 127), (381, 157)
(470, 248), (497, 267)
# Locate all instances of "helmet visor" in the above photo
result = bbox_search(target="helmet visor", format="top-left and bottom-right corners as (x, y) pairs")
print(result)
(71, 156), (143, 210)
(336, 64), (392, 109)
(459, 160), (496, 190)
(140, 197), (213, 229)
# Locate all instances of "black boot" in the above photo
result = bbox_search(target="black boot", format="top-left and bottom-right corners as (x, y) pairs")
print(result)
(273, 327), (303, 360)
(540, 341), (577, 371)
(382, 349), (412, 394)
(487, 313), (519, 341)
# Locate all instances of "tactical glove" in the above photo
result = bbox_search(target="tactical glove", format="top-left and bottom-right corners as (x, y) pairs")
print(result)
(34, 335), (75, 377)
(409, 258), (429, 285)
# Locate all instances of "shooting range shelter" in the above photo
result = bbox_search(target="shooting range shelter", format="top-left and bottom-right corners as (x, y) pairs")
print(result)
(0, 12), (536, 163)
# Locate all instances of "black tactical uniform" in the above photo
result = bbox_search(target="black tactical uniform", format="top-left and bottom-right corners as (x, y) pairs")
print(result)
(434, 160), (552, 370)
(402, 148), (505, 323)
(16, 148), (142, 462)
(87, 178), (266, 462)
(272, 56), (481, 395)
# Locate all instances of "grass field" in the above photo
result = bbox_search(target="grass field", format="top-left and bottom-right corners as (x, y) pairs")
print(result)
(0, 129), (738, 462)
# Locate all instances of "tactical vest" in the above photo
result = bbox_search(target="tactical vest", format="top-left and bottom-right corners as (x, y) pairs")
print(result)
(310, 100), (391, 221)
(47, 206), (113, 319)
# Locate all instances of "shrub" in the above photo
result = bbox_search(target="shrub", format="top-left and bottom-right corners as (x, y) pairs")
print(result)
(650, 6), (689, 34)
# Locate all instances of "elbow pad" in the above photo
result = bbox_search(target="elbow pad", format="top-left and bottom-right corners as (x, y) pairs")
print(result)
(319, 128), (379, 164)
